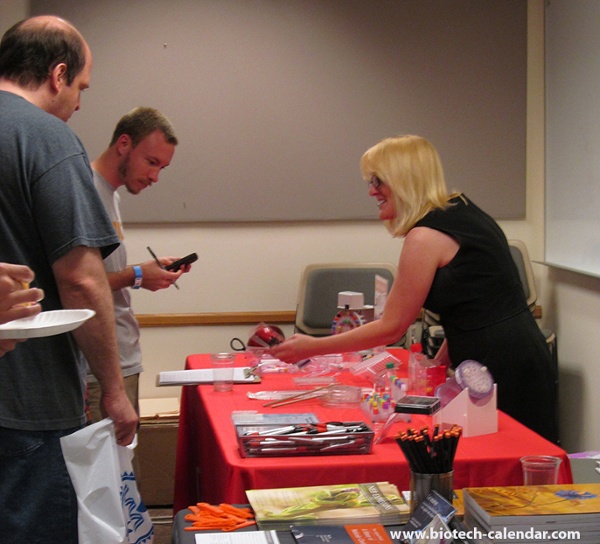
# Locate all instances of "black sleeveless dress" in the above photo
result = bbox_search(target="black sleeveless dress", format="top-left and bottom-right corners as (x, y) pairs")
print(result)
(415, 195), (558, 442)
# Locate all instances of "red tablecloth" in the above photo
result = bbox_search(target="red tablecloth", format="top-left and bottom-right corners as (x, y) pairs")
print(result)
(173, 350), (572, 513)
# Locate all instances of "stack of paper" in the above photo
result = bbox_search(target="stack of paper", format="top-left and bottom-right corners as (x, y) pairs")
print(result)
(463, 483), (600, 544)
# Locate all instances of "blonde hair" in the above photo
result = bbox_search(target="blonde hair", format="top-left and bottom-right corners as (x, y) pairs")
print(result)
(360, 134), (452, 237)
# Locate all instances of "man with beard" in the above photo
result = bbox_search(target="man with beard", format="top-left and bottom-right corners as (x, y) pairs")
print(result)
(85, 107), (190, 423)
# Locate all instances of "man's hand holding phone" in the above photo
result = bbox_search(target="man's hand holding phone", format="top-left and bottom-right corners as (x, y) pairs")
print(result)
(140, 249), (196, 291)
(165, 252), (198, 271)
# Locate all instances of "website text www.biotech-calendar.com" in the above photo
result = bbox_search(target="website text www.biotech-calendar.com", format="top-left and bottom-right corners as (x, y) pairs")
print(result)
(390, 526), (582, 542)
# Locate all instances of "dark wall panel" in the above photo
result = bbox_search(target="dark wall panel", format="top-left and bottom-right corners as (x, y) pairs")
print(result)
(31, 0), (527, 222)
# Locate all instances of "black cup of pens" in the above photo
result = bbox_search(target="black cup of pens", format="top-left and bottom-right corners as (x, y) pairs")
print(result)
(395, 425), (461, 513)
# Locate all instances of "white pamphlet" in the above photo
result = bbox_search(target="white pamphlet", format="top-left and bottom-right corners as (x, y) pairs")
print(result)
(194, 530), (280, 544)
(156, 367), (260, 386)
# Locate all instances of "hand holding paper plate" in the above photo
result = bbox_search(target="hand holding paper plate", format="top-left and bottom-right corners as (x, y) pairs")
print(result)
(0, 309), (96, 339)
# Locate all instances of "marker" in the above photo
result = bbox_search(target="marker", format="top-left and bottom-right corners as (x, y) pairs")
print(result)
(147, 246), (179, 289)
(244, 425), (299, 436)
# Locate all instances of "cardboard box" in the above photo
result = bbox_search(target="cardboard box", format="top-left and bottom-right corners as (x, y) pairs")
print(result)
(137, 398), (180, 507)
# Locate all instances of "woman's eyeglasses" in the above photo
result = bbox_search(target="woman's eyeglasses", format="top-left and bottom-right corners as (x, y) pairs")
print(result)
(368, 175), (383, 190)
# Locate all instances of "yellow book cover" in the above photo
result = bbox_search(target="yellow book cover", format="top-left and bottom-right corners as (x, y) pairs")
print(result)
(452, 488), (464, 518)
(246, 482), (409, 530)
(463, 483), (600, 527)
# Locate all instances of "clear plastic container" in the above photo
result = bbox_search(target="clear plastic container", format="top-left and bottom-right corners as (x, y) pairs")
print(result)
(435, 359), (494, 407)
(435, 376), (463, 408)
(407, 343), (422, 391)
(390, 378), (407, 402)
(320, 385), (363, 408)
(408, 343), (445, 396)
(408, 343), (431, 394)
(350, 351), (400, 383)
(374, 361), (395, 396)
(424, 363), (447, 396)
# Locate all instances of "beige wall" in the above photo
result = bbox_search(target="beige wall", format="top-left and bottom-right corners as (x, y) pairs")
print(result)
(0, 2), (27, 31)
(128, 3), (600, 455)
(2, 1), (599, 453)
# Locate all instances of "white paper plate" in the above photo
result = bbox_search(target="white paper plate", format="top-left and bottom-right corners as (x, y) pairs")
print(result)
(0, 309), (96, 339)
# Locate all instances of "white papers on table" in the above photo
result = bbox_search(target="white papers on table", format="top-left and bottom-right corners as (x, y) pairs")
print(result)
(194, 530), (280, 543)
(156, 367), (259, 386)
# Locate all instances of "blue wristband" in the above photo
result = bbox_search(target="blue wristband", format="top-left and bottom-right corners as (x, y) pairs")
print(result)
(132, 265), (143, 289)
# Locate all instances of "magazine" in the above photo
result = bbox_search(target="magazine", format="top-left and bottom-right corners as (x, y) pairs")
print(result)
(463, 482), (600, 532)
(246, 482), (409, 530)
(290, 491), (457, 544)
(403, 490), (457, 533)
(402, 489), (464, 518)
(290, 523), (396, 544)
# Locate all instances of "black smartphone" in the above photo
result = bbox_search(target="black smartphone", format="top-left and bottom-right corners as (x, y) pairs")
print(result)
(165, 252), (198, 271)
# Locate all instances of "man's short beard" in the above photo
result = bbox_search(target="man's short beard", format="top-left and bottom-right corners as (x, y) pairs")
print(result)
(118, 154), (136, 194)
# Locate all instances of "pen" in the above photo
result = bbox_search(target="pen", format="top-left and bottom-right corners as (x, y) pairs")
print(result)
(395, 424), (462, 473)
(256, 425), (297, 436)
(295, 358), (311, 368)
(147, 246), (179, 289)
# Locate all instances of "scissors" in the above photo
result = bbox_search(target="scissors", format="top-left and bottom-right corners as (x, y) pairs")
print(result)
(230, 337), (247, 352)
(229, 338), (264, 378)
(230, 336), (273, 354)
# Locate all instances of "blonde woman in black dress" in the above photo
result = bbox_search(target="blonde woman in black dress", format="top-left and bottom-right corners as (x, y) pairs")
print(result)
(271, 135), (558, 443)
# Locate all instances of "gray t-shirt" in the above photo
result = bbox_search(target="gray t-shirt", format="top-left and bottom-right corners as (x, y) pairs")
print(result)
(0, 91), (119, 431)
(86, 172), (143, 383)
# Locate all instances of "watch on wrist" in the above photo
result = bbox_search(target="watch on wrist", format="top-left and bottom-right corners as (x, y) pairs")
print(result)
(132, 265), (143, 289)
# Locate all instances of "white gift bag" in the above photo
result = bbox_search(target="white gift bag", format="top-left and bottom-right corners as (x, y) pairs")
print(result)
(60, 418), (155, 544)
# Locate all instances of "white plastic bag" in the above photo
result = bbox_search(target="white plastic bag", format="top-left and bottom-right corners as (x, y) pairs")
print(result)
(60, 418), (155, 544)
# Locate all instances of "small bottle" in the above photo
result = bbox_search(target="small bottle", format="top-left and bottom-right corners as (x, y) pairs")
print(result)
(408, 343), (424, 393)
(374, 361), (394, 397)
(385, 361), (396, 396)
(416, 357), (435, 396)
(385, 360), (395, 377)
(388, 362), (407, 403)
(425, 361), (447, 396)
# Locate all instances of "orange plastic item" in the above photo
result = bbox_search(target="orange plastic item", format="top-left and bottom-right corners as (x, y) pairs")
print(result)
(184, 502), (257, 532)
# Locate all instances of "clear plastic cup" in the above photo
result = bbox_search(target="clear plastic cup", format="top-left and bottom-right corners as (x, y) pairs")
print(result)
(520, 455), (561, 485)
(211, 353), (235, 392)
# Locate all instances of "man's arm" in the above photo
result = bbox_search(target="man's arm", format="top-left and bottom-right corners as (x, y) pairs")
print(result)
(106, 258), (186, 292)
(51, 245), (138, 445)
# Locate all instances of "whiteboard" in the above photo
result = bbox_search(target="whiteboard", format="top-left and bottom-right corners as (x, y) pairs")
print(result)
(31, 0), (527, 223)
(545, 0), (600, 278)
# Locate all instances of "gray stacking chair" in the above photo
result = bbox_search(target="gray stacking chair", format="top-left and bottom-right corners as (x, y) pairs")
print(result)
(294, 262), (396, 337)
